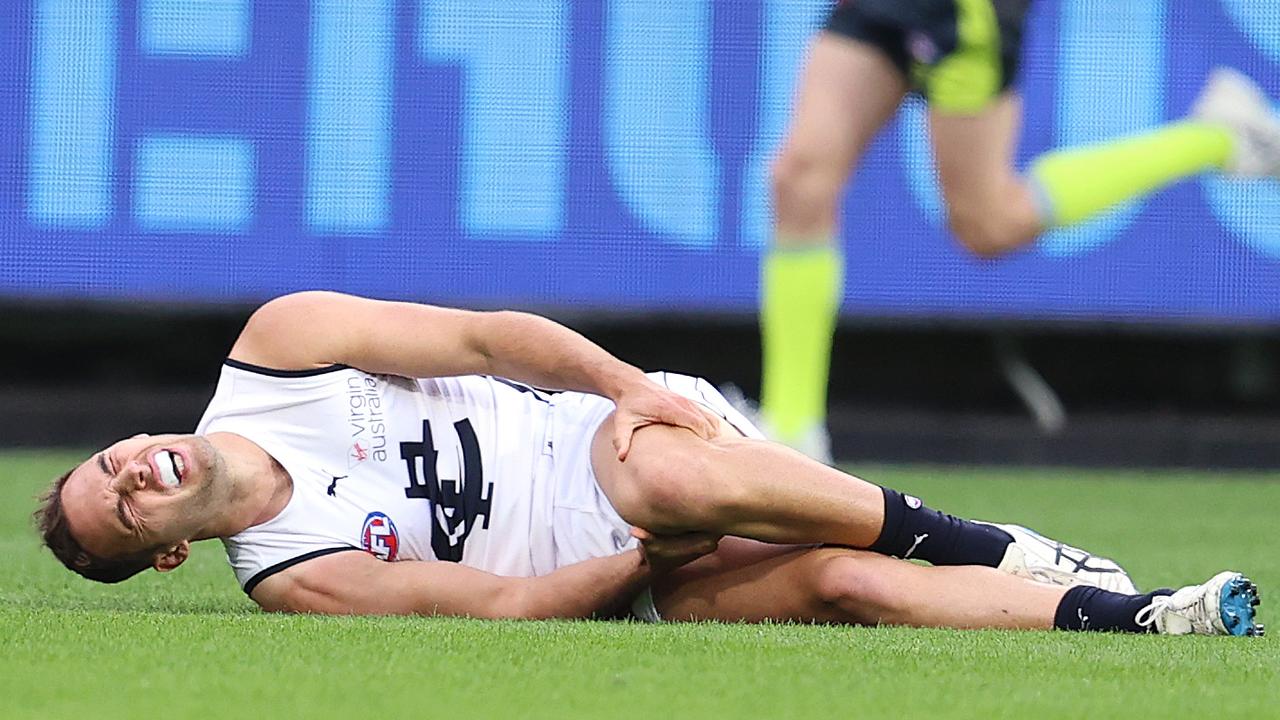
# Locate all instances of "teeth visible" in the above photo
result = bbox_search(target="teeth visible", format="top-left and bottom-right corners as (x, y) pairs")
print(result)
(174, 454), (185, 478)
(156, 451), (181, 488)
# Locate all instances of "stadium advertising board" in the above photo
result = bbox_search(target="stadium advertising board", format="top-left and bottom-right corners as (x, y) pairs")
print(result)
(1, 1), (1278, 322)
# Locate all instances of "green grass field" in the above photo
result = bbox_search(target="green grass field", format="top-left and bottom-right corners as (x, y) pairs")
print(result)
(2, 450), (1277, 719)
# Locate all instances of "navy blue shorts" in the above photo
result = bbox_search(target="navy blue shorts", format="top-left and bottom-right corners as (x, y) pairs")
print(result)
(824, 0), (1030, 113)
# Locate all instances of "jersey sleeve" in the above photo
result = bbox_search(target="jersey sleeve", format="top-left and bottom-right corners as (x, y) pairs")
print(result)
(223, 534), (363, 596)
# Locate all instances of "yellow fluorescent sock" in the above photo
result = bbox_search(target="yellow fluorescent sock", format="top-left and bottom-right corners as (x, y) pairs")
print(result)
(1029, 121), (1234, 227)
(759, 244), (843, 439)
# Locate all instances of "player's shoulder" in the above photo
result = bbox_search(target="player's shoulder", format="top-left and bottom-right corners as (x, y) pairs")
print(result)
(230, 291), (359, 372)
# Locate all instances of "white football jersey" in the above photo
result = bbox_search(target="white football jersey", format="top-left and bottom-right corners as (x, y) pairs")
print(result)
(196, 362), (762, 600)
(198, 360), (565, 595)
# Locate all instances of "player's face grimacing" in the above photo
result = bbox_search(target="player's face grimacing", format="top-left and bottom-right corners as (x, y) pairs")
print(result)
(60, 433), (221, 563)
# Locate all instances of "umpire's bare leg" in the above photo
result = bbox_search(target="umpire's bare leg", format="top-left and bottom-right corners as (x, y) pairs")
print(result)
(930, 93), (1046, 257)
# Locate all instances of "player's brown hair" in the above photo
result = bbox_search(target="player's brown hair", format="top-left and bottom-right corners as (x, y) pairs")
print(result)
(34, 468), (154, 584)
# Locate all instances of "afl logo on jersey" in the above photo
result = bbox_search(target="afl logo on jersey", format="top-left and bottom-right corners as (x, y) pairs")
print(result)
(361, 512), (400, 561)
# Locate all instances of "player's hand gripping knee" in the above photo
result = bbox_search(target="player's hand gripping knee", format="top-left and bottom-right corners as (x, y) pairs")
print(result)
(612, 380), (722, 461)
(632, 528), (722, 574)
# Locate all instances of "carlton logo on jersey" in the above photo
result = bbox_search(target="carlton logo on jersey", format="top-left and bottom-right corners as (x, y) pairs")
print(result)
(400, 418), (493, 562)
(360, 512), (400, 561)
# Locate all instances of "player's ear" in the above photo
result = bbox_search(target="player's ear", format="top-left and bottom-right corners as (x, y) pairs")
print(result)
(153, 541), (190, 572)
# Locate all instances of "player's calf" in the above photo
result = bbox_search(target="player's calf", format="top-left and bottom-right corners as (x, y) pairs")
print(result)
(809, 549), (1067, 630)
(812, 551), (1265, 636)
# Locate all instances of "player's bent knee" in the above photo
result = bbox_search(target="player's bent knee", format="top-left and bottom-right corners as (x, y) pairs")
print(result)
(813, 552), (899, 619)
(620, 427), (748, 531)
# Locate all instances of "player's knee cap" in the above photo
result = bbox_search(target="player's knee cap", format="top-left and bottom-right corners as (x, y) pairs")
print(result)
(814, 554), (888, 608)
(625, 452), (699, 517)
(635, 449), (733, 525)
(813, 554), (857, 604)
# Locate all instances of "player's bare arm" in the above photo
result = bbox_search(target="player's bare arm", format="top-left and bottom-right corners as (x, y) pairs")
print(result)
(232, 291), (719, 458)
(252, 530), (720, 618)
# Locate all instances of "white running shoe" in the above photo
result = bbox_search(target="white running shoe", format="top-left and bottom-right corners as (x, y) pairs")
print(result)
(718, 384), (835, 465)
(1135, 571), (1263, 637)
(979, 522), (1139, 594)
(1191, 67), (1280, 177)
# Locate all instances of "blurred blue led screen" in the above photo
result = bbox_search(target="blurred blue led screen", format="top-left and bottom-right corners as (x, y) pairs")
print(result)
(1, 0), (1278, 322)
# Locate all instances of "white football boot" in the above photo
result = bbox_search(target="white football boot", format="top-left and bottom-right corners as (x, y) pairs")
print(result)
(718, 384), (834, 465)
(978, 522), (1139, 594)
(1135, 571), (1263, 637)
(1191, 67), (1280, 178)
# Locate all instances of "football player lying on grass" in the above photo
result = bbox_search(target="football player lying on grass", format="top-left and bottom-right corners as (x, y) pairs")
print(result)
(36, 292), (1262, 636)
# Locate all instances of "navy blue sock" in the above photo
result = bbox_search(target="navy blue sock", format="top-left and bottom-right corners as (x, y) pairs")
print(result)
(1053, 586), (1176, 633)
(869, 488), (1014, 567)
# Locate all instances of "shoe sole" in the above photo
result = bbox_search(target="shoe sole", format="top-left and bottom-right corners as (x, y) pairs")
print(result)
(1219, 574), (1264, 637)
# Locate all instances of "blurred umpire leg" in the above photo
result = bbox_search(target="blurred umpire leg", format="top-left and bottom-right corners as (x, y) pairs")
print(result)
(760, 33), (906, 463)
(921, 0), (1251, 257)
(929, 93), (1041, 256)
(930, 93), (1237, 257)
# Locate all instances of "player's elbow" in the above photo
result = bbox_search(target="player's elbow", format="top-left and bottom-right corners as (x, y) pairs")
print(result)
(251, 578), (355, 615)
(471, 309), (531, 366)
(486, 580), (570, 620)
